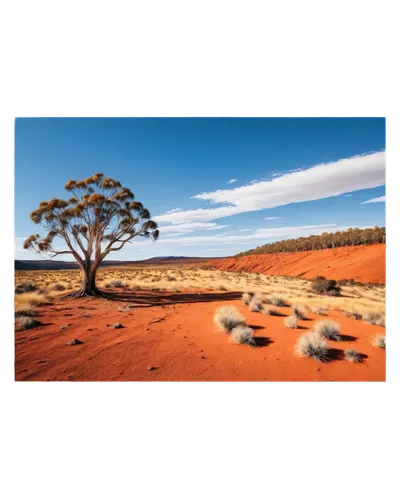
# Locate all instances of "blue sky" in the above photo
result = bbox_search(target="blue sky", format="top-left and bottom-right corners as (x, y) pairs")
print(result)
(15, 118), (386, 260)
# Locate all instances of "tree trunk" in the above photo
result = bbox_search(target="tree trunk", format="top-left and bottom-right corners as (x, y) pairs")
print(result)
(67, 268), (101, 298)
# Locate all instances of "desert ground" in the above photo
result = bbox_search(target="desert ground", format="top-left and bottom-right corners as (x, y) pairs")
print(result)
(15, 259), (386, 381)
(212, 244), (385, 284)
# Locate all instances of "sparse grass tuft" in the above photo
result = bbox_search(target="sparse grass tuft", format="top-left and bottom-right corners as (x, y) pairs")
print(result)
(314, 319), (341, 341)
(295, 331), (329, 361)
(262, 306), (283, 316)
(343, 307), (363, 320)
(284, 315), (298, 329)
(52, 283), (66, 291)
(106, 279), (126, 288)
(16, 317), (41, 330)
(292, 303), (306, 319)
(242, 292), (252, 305)
(214, 306), (246, 333)
(270, 294), (287, 307)
(309, 305), (327, 316)
(230, 325), (255, 345)
(345, 349), (363, 363)
(14, 291), (51, 307)
(249, 298), (263, 312)
(372, 334), (386, 350)
(15, 281), (38, 294)
(363, 310), (385, 326)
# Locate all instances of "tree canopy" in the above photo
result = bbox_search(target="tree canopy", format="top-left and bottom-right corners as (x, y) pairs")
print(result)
(24, 173), (159, 295)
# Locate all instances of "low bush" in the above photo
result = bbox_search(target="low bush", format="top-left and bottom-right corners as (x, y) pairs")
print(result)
(311, 277), (341, 296)
(295, 332), (329, 362)
(242, 292), (252, 305)
(284, 315), (297, 329)
(214, 306), (246, 333)
(372, 334), (386, 350)
(230, 325), (255, 346)
(292, 303), (306, 320)
(249, 298), (263, 312)
(270, 294), (287, 307)
(314, 319), (341, 341)
(345, 349), (362, 363)
(15, 282), (38, 294)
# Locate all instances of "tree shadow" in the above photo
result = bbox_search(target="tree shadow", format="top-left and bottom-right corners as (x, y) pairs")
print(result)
(97, 289), (243, 307)
(340, 334), (358, 342)
(253, 336), (273, 348)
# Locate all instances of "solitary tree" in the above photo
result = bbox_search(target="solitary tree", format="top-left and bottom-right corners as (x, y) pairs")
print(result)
(24, 173), (159, 297)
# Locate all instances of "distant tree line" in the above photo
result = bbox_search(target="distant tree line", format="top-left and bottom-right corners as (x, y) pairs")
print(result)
(236, 226), (386, 257)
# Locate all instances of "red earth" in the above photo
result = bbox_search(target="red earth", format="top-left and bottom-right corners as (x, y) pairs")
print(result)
(211, 244), (385, 284)
(15, 290), (385, 382)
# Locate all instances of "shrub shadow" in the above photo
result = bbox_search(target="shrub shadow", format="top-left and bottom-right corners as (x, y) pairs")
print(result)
(248, 324), (265, 331)
(327, 348), (344, 362)
(253, 336), (273, 348)
(340, 334), (358, 342)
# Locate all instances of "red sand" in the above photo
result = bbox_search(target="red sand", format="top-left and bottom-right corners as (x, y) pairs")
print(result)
(211, 244), (385, 284)
(15, 291), (385, 382)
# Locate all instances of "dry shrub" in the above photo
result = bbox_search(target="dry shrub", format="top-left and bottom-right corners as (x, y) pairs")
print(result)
(309, 305), (327, 316)
(16, 317), (41, 330)
(295, 332), (329, 362)
(249, 298), (263, 312)
(106, 279), (126, 288)
(15, 291), (50, 307)
(262, 306), (283, 316)
(15, 302), (36, 318)
(15, 282), (38, 294)
(284, 315), (298, 329)
(270, 294), (287, 307)
(372, 334), (386, 350)
(292, 303), (306, 320)
(52, 283), (66, 291)
(345, 349), (363, 363)
(254, 292), (270, 304)
(242, 292), (252, 305)
(230, 325), (255, 345)
(214, 306), (246, 333)
(311, 277), (341, 296)
(363, 310), (384, 326)
(314, 319), (341, 341)
(343, 307), (363, 320)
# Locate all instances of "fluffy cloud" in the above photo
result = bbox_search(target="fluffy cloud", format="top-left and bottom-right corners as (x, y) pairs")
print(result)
(165, 208), (183, 214)
(227, 178), (238, 184)
(135, 224), (348, 248)
(154, 151), (385, 224)
(361, 195), (386, 204)
(158, 222), (228, 234)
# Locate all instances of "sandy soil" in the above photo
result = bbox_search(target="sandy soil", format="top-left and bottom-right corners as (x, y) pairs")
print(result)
(15, 290), (385, 382)
(211, 244), (385, 284)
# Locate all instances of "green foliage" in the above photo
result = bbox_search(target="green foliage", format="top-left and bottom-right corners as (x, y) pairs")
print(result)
(236, 227), (385, 257)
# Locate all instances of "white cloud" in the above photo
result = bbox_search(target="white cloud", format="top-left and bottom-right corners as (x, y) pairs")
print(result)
(265, 217), (282, 220)
(165, 208), (183, 214)
(158, 222), (228, 234)
(134, 224), (348, 248)
(227, 178), (238, 184)
(361, 195), (386, 204)
(154, 151), (385, 224)
(344, 194), (352, 197)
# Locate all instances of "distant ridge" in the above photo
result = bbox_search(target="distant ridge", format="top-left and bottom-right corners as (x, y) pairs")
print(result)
(15, 256), (218, 271)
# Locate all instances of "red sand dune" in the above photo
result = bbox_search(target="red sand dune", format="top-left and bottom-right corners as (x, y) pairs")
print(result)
(15, 291), (385, 382)
(211, 244), (385, 284)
